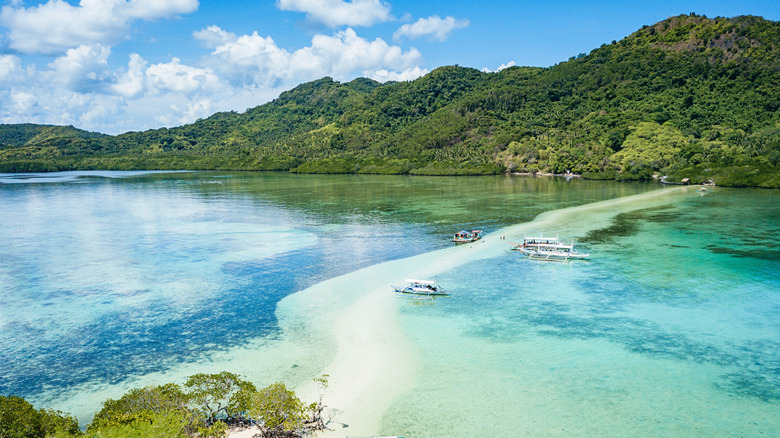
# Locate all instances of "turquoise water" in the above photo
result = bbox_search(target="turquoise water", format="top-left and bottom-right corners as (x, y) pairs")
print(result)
(0, 171), (778, 436)
(383, 187), (780, 436)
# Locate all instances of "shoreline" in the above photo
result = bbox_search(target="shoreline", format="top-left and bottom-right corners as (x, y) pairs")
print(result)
(509, 171), (581, 178)
(32, 184), (696, 434)
(284, 185), (694, 436)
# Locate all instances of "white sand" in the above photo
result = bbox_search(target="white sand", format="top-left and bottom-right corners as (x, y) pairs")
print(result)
(289, 185), (695, 437)
(44, 185), (695, 434)
(227, 425), (262, 438)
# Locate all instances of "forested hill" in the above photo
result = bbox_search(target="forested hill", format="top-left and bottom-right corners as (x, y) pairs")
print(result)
(0, 124), (106, 147)
(1, 14), (779, 187)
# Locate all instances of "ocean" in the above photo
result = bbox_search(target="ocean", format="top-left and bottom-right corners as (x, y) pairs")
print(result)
(0, 171), (777, 436)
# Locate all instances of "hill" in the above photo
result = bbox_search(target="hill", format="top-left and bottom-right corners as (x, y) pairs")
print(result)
(1, 14), (778, 187)
(0, 124), (106, 147)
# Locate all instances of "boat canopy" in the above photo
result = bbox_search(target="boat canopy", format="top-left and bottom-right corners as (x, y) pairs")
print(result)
(405, 279), (436, 285)
(524, 236), (559, 242)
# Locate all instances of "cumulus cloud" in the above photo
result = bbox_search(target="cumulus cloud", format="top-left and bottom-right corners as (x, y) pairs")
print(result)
(0, 0), (199, 54)
(112, 53), (148, 98)
(197, 26), (422, 86)
(7, 90), (39, 116)
(146, 58), (220, 94)
(393, 15), (469, 42)
(48, 44), (112, 92)
(0, 47), (225, 133)
(192, 25), (237, 49)
(0, 17), (429, 135)
(0, 54), (23, 81)
(155, 99), (214, 126)
(276, 0), (391, 27)
(482, 61), (516, 73)
(371, 66), (427, 82)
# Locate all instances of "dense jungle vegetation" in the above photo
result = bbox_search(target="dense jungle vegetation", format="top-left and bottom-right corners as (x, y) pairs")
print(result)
(1, 14), (779, 187)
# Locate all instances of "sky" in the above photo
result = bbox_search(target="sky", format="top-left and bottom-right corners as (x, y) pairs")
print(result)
(1, 1), (779, 135)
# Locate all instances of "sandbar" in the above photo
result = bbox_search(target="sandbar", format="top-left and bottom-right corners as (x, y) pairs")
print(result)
(288, 186), (694, 436)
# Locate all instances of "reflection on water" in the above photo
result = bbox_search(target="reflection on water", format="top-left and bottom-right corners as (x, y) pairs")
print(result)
(2, 172), (778, 435)
(0, 171), (652, 401)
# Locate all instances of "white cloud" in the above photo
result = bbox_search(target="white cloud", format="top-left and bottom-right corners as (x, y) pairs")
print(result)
(0, 49), (224, 133)
(114, 54), (222, 99)
(113, 53), (148, 98)
(276, 0), (391, 27)
(393, 15), (469, 42)
(124, 0), (199, 20)
(78, 98), (119, 127)
(8, 90), (39, 116)
(0, 21), (429, 135)
(146, 58), (220, 94)
(48, 44), (112, 92)
(155, 98), (213, 126)
(197, 31), (285, 82)
(192, 25), (237, 49)
(371, 66), (427, 82)
(0, 54), (23, 81)
(0, 0), (199, 54)
(482, 61), (516, 73)
(199, 26), (422, 87)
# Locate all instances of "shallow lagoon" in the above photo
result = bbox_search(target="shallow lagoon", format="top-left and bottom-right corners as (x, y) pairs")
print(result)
(0, 171), (777, 436)
(384, 188), (780, 436)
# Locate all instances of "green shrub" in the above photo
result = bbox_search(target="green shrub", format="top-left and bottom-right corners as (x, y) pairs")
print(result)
(0, 395), (81, 438)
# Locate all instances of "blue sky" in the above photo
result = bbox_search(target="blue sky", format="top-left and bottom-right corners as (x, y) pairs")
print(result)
(1, 1), (778, 134)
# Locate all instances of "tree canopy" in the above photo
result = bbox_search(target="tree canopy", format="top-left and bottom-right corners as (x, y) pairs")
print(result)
(1, 373), (329, 438)
(0, 395), (81, 438)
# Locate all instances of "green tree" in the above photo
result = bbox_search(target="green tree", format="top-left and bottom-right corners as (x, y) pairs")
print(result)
(86, 411), (192, 438)
(247, 383), (306, 434)
(182, 372), (256, 426)
(1, 372), (330, 438)
(247, 375), (328, 438)
(612, 122), (689, 176)
(0, 395), (81, 438)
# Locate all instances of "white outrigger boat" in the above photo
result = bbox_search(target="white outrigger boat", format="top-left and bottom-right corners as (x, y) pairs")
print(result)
(511, 234), (589, 261)
(391, 279), (449, 296)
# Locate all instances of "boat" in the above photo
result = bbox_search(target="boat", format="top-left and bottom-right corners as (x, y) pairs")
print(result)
(391, 279), (449, 296)
(510, 234), (589, 261)
(453, 229), (482, 243)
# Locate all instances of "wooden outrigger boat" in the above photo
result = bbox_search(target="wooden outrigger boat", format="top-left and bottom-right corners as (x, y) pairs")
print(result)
(453, 229), (482, 243)
(511, 233), (589, 261)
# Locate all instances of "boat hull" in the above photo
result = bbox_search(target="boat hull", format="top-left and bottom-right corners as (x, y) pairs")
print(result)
(516, 247), (589, 261)
(393, 287), (449, 296)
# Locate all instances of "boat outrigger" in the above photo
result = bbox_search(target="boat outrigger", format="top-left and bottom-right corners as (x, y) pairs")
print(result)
(511, 234), (589, 261)
(392, 279), (449, 296)
(453, 229), (482, 243)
